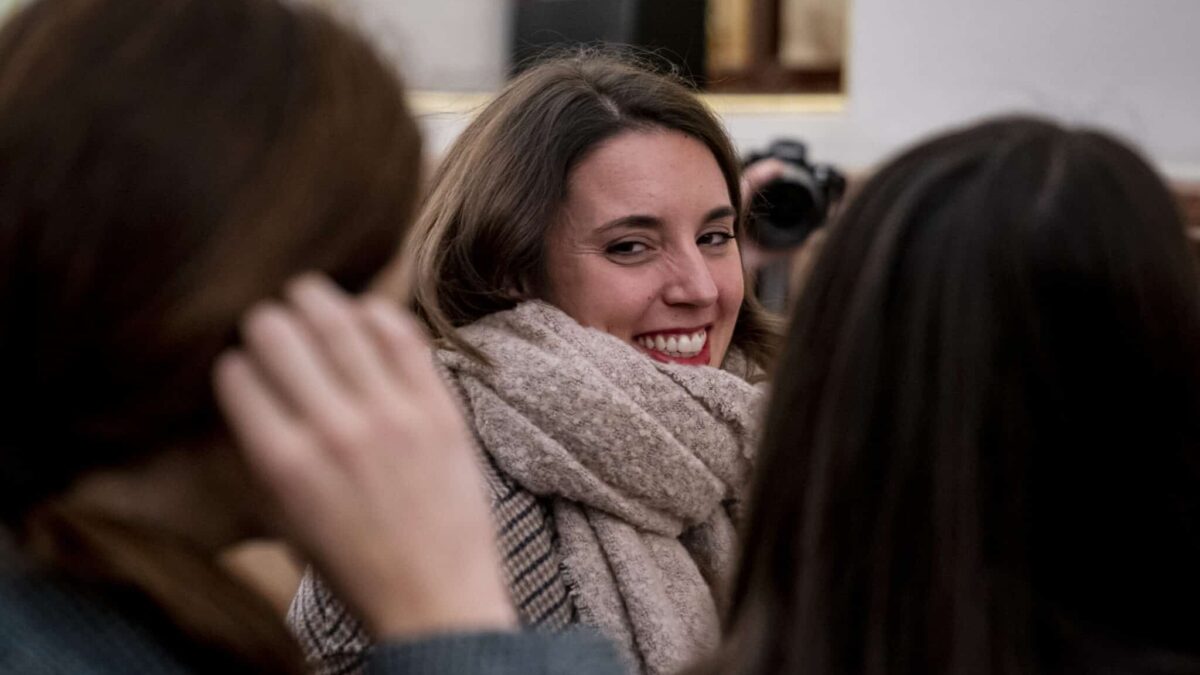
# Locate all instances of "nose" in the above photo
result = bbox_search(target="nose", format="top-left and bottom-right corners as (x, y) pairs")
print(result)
(661, 246), (719, 308)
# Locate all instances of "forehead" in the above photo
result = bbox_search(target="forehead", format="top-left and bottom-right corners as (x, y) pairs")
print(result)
(563, 128), (731, 217)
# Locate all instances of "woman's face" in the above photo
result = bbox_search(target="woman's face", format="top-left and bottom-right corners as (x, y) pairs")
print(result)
(543, 128), (744, 367)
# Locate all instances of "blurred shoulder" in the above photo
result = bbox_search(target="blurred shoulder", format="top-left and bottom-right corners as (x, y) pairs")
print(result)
(0, 572), (191, 673)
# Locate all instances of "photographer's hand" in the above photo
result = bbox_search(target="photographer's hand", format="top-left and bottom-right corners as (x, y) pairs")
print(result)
(214, 275), (516, 639)
(741, 157), (789, 198)
(739, 158), (796, 273)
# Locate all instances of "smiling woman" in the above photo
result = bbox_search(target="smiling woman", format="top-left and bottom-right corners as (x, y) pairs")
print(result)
(393, 53), (778, 371)
(545, 128), (745, 367)
(291, 52), (777, 675)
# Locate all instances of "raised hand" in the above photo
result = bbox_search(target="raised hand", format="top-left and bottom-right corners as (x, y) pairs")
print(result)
(214, 275), (515, 638)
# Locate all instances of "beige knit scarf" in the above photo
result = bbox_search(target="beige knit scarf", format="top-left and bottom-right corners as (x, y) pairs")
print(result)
(438, 301), (762, 675)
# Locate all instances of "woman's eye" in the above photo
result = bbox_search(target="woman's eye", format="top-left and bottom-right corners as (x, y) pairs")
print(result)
(698, 231), (735, 247)
(606, 240), (649, 256)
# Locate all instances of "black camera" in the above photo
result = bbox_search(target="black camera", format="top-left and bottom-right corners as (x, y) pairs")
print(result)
(744, 139), (846, 250)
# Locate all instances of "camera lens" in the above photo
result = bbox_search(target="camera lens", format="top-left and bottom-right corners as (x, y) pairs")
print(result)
(743, 138), (845, 250)
(749, 172), (824, 249)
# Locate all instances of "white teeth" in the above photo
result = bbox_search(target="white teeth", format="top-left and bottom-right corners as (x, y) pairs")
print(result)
(637, 329), (708, 358)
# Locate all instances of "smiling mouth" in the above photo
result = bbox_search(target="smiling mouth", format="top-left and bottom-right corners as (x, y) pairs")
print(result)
(633, 327), (711, 365)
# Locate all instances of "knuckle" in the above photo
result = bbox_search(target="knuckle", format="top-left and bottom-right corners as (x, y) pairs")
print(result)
(367, 400), (415, 438)
(329, 335), (367, 369)
(309, 303), (355, 341)
(242, 304), (287, 345)
(320, 411), (372, 451)
(368, 404), (427, 447)
(253, 430), (319, 481)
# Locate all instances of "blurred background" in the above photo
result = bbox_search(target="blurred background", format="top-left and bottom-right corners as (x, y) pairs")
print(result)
(324, 0), (1197, 177)
(3, 0), (1194, 235)
(366, 0), (847, 94)
(321, 0), (1199, 245)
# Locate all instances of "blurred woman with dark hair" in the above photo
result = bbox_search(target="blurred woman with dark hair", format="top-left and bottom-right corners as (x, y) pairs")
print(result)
(703, 117), (1200, 675)
(0, 0), (618, 671)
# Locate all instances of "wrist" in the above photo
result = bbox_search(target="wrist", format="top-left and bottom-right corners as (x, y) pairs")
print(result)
(364, 570), (518, 639)
(368, 594), (518, 639)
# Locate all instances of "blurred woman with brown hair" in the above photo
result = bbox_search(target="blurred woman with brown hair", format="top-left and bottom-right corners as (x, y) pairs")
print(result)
(0, 0), (619, 671)
(704, 117), (1200, 675)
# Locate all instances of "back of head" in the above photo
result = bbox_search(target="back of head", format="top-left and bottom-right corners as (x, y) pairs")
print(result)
(0, 0), (419, 670)
(0, 0), (420, 520)
(401, 50), (777, 367)
(717, 117), (1200, 675)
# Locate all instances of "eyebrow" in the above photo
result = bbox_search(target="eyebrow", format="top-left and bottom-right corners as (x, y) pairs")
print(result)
(595, 206), (737, 235)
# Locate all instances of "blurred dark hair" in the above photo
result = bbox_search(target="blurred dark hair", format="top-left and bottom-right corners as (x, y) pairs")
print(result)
(706, 117), (1200, 675)
(0, 0), (420, 669)
(400, 49), (779, 369)
(0, 0), (420, 518)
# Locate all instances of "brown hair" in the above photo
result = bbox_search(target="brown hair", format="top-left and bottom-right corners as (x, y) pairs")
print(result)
(703, 117), (1200, 675)
(398, 50), (778, 368)
(0, 0), (420, 670)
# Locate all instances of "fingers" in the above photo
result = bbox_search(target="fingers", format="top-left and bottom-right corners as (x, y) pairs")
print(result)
(360, 296), (444, 397)
(241, 303), (358, 426)
(287, 275), (393, 397)
(212, 351), (315, 481)
(214, 346), (351, 546)
(234, 276), (440, 448)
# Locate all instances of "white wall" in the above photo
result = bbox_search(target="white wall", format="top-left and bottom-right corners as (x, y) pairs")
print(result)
(342, 0), (1200, 179)
(733, 0), (1200, 178)
(333, 0), (510, 92)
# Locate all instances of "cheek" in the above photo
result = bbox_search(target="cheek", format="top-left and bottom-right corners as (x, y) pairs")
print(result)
(714, 256), (746, 317)
(553, 264), (656, 335)
(596, 274), (659, 333)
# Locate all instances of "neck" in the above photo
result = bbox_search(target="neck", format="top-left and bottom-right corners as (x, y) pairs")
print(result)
(61, 444), (263, 552)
